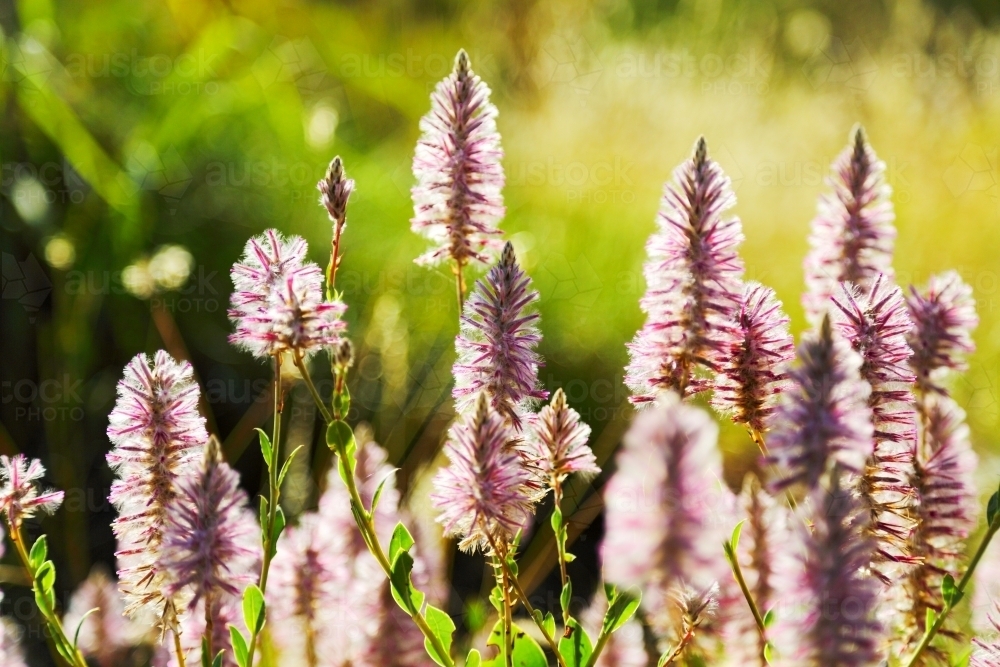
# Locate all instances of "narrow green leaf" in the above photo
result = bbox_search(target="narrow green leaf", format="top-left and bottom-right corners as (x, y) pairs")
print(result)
(389, 551), (424, 613)
(604, 583), (616, 602)
(423, 604), (456, 667)
(989, 490), (1000, 527)
(36, 561), (56, 592)
(28, 535), (48, 572)
(212, 650), (224, 667)
(242, 584), (266, 635)
(370, 469), (398, 514)
(277, 445), (304, 488)
(762, 608), (776, 628)
(255, 428), (273, 469)
(926, 607), (937, 632)
(558, 619), (593, 667)
(389, 522), (415, 564)
(730, 520), (746, 554)
(201, 638), (211, 667)
(270, 506), (286, 557)
(764, 641), (775, 664)
(229, 626), (249, 667)
(465, 649), (482, 667)
(551, 506), (563, 533)
(489, 585), (503, 613)
(560, 580), (573, 619)
(72, 607), (100, 649)
(258, 497), (269, 545)
(603, 587), (641, 634)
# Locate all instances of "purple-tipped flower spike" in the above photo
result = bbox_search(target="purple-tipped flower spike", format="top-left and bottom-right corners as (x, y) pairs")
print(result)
(831, 275), (917, 578)
(453, 242), (546, 428)
(767, 316), (873, 491)
(906, 271), (978, 395)
(0, 455), (64, 530)
(107, 350), (207, 618)
(65, 566), (149, 667)
(898, 394), (978, 654)
(229, 229), (346, 359)
(772, 470), (884, 667)
(601, 395), (728, 594)
(411, 49), (505, 270)
(160, 438), (258, 611)
(527, 388), (599, 484)
(626, 137), (745, 403)
(431, 393), (536, 553)
(803, 126), (896, 325)
(318, 156), (354, 287)
(711, 282), (795, 433)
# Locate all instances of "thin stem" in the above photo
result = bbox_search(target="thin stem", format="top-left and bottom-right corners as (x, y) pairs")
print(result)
(172, 627), (188, 667)
(723, 538), (767, 662)
(903, 519), (1000, 666)
(660, 626), (696, 667)
(553, 481), (569, 597)
(204, 594), (215, 662)
(9, 525), (87, 667)
(454, 258), (466, 315)
(583, 629), (610, 667)
(246, 356), (286, 667)
(498, 556), (514, 667)
(295, 353), (334, 424)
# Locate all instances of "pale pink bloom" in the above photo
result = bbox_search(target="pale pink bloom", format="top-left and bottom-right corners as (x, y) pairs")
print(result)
(626, 138), (745, 402)
(411, 49), (505, 268)
(526, 388), (599, 484)
(803, 127), (896, 325)
(0, 454), (64, 530)
(65, 566), (150, 667)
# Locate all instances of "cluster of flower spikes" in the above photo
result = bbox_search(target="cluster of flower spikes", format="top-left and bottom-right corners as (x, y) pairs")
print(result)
(410, 49), (505, 269)
(625, 137), (746, 402)
(228, 228), (346, 359)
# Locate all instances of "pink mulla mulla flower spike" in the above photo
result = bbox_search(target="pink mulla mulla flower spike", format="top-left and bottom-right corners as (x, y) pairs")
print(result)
(771, 469), (885, 667)
(831, 276), (918, 581)
(453, 242), (547, 429)
(526, 388), (600, 485)
(767, 316), (874, 491)
(972, 606), (1000, 667)
(411, 49), (505, 270)
(431, 393), (538, 553)
(905, 270), (979, 396)
(711, 282), (795, 435)
(0, 454), (64, 530)
(64, 566), (150, 667)
(625, 137), (745, 403)
(803, 126), (896, 325)
(106, 350), (207, 619)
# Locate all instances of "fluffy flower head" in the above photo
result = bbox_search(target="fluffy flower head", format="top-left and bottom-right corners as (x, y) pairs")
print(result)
(906, 270), (978, 394)
(0, 455), (63, 529)
(527, 388), (599, 483)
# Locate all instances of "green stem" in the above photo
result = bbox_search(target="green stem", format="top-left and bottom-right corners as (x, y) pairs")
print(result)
(9, 525), (87, 667)
(295, 353), (334, 424)
(723, 539), (767, 661)
(904, 519), (1000, 666)
(583, 629), (610, 667)
(246, 356), (285, 667)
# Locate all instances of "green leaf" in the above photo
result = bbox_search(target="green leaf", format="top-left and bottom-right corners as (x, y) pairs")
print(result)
(563, 553), (576, 563)
(603, 586), (641, 634)
(255, 428), (273, 469)
(270, 506), (286, 557)
(28, 535), (48, 572)
(36, 561), (56, 593)
(482, 620), (547, 667)
(926, 607), (937, 632)
(558, 619), (593, 667)
(212, 650), (224, 667)
(371, 469), (398, 514)
(242, 584), (266, 635)
(389, 551), (424, 613)
(764, 641), (775, 664)
(465, 649), (482, 667)
(229, 626), (249, 667)
(543, 612), (556, 640)
(941, 573), (963, 607)
(730, 520), (745, 554)
(389, 522), (415, 564)
(201, 638), (212, 667)
(489, 585), (503, 612)
(560, 580), (573, 620)
(72, 607), (100, 649)
(277, 445), (304, 488)
(551, 506), (563, 533)
(326, 419), (355, 454)
(762, 608), (776, 628)
(604, 583), (616, 602)
(423, 604), (456, 666)
(258, 497), (268, 544)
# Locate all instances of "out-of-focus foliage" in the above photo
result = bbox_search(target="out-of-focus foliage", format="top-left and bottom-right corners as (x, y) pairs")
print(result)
(2, 0), (1000, 661)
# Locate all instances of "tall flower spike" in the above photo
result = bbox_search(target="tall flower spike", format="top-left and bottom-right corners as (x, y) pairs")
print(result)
(527, 388), (599, 484)
(767, 316), (874, 490)
(318, 156), (354, 288)
(453, 242), (546, 428)
(832, 276), (917, 579)
(431, 393), (536, 552)
(772, 470), (884, 667)
(107, 350), (207, 618)
(65, 566), (149, 667)
(803, 126), (896, 324)
(411, 49), (505, 270)
(711, 282), (795, 434)
(906, 270), (978, 395)
(160, 437), (258, 609)
(601, 395), (728, 594)
(0, 455), (64, 530)
(626, 137), (745, 403)
(897, 394), (978, 657)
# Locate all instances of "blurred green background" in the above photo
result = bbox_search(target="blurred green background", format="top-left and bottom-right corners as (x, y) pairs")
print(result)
(2, 0), (1000, 661)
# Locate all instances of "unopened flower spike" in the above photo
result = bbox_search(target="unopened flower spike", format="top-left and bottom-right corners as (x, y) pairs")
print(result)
(0, 454), (64, 531)
(804, 126), (896, 324)
(626, 137), (745, 403)
(431, 393), (537, 553)
(411, 49), (506, 303)
(453, 241), (546, 429)
(317, 156), (354, 293)
(906, 270), (978, 396)
(711, 282), (795, 437)
(767, 315), (874, 491)
(528, 388), (599, 483)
